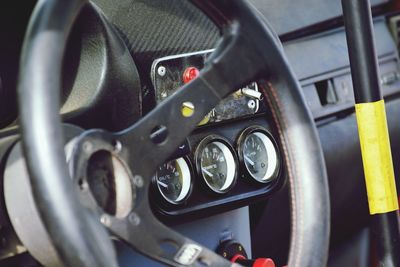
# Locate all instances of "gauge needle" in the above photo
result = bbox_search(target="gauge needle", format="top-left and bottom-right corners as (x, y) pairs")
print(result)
(202, 167), (213, 177)
(244, 155), (255, 166)
(157, 180), (168, 188)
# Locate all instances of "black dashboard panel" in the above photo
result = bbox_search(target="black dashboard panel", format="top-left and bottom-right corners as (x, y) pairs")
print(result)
(91, 0), (393, 116)
(148, 49), (283, 219)
(285, 20), (395, 81)
(249, 0), (388, 35)
(0, 0), (393, 128)
(251, 10), (400, 265)
(285, 19), (400, 119)
(151, 114), (284, 220)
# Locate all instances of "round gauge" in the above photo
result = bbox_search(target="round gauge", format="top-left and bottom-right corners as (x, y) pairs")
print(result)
(196, 136), (237, 194)
(155, 157), (192, 205)
(238, 127), (279, 183)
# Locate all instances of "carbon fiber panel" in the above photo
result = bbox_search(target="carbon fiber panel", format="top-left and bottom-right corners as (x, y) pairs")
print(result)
(92, 0), (219, 78)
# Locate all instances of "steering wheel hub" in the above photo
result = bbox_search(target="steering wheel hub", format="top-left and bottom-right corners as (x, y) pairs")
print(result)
(86, 149), (135, 219)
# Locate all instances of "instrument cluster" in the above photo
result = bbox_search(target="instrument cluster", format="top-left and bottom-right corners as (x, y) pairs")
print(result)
(154, 126), (280, 206)
(150, 51), (283, 218)
(150, 118), (283, 218)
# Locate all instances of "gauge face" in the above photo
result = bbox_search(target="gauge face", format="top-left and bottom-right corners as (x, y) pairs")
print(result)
(241, 130), (279, 183)
(198, 140), (237, 193)
(155, 158), (191, 204)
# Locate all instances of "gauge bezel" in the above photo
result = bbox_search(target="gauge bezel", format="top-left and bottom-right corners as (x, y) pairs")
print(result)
(237, 126), (280, 184)
(154, 157), (193, 205)
(195, 135), (238, 194)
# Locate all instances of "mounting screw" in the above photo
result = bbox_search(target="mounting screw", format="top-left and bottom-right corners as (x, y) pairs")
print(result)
(100, 214), (111, 227)
(247, 100), (256, 109)
(129, 212), (141, 226)
(133, 175), (144, 188)
(83, 141), (93, 153)
(78, 178), (88, 191)
(157, 66), (166, 77)
(113, 140), (122, 153)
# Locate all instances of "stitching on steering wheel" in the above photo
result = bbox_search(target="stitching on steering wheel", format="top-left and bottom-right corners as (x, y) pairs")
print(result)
(259, 81), (304, 267)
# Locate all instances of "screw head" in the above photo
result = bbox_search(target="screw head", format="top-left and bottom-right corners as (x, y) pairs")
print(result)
(133, 175), (144, 188)
(113, 140), (122, 153)
(100, 214), (111, 227)
(129, 212), (141, 226)
(247, 100), (256, 109)
(157, 66), (166, 77)
(83, 141), (93, 153)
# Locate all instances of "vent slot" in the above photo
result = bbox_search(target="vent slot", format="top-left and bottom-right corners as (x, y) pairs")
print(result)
(315, 79), (338, 106)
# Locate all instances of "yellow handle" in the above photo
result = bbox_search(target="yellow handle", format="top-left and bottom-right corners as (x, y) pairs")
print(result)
(355, 99), (399, 214)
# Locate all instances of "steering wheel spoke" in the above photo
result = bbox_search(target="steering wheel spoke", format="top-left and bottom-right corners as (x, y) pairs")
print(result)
(106, 203), (234, 267)
(114, 24), (264, 182)
(67, 127), (235, 266)
(64, 20), (267, 265)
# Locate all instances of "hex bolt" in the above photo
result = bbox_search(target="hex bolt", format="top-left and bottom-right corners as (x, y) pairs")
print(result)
(157, 66), (166, 77)
(129, 212), (141, 226)
(247, 100), (256, 109)
(113, 140), (122, 153)
(83, 141), (93, 153)
(133, 175), (144, 188)
(78, 178), (88, 191)
(100, 214), (111, 227)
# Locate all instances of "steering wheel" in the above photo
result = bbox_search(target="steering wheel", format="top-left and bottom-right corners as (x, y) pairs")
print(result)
(17, 0), (330, 266)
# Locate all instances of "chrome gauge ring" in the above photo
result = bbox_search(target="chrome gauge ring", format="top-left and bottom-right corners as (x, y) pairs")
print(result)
(195, 135), (238, 194)
(237, 126), (280, 183)
(155, 157), (192, 205)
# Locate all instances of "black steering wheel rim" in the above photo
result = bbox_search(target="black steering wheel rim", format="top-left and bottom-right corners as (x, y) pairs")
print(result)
(17, 0), (330, 266)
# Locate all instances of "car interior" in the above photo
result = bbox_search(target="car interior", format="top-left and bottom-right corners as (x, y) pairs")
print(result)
(0, 0), (400, 266)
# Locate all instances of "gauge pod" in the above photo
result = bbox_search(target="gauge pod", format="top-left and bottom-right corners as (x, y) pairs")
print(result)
(155, 157), (193, 205)
(237, 126), (280, 183)
(195, 135), (238, 194)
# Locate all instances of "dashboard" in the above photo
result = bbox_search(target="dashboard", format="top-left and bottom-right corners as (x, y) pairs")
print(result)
(0, 0), (400, 266)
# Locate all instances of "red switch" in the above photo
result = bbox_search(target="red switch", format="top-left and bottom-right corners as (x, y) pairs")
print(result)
(183, 67), (200, 84)
(217, 240), (275, 267)
(253, 258), (276, 267)
(235, 257), (276, 267)
(230, 254), (246, 263)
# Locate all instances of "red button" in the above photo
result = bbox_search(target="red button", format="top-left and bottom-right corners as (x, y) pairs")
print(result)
(253, 258), (275, 267)
(230, 254), (246, 263)
(183, 67), (200, 84)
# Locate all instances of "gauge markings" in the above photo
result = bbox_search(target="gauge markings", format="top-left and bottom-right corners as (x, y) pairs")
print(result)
(155, 158), (191, 204)
(239, 128), (279, 183)
(197, 139), (237, 194)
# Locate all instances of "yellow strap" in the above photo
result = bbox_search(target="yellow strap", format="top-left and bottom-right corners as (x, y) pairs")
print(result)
(355, 99), (399, 214)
